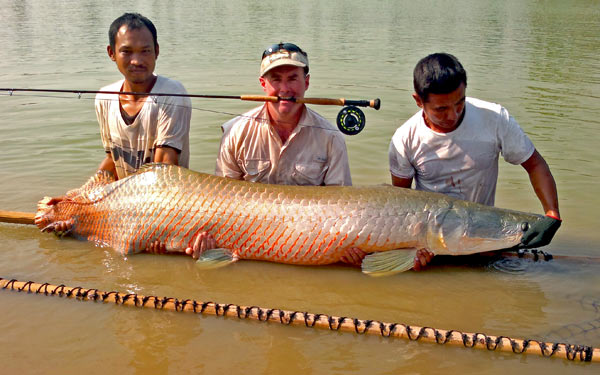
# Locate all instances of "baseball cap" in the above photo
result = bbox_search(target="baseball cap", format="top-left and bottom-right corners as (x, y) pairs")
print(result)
(260, 43), (309, 77)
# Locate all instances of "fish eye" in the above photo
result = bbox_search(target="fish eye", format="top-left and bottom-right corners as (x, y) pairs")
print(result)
(521, 222), (529, 232)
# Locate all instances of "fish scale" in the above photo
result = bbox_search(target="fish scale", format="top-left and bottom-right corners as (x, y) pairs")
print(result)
(35, 164), (543, 269)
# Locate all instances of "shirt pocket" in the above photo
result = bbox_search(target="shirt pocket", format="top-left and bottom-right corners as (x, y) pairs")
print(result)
(241, 159), (271, 182)
(292, 161), (328, 185)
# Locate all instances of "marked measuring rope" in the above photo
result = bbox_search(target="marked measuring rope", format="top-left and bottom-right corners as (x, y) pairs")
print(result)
(1, 277), (598, 363)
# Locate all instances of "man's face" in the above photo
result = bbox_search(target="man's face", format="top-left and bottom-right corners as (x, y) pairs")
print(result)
(260, 65), (309, 115)
(414, 83), (466, 133)
(107, 25), (158, 86)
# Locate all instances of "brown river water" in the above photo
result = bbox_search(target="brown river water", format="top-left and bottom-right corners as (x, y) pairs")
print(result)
(1, 0), (599, 373)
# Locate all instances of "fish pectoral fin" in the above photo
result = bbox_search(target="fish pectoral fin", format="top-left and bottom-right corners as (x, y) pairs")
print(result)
(196, 248), (238, 269)
(361, 249), (418, 277)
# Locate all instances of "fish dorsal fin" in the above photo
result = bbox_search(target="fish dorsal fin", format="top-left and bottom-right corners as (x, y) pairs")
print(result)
(361, 249), (418, 277)
(196, 249), (238, 269)
(65, 170), (116, 203)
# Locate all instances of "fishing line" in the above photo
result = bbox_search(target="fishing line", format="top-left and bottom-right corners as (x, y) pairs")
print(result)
(1, 276), (598, 363)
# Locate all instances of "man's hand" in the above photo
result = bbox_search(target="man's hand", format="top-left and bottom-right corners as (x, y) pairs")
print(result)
(185, 232), (217, 259)
(146, 240), (167, 254)
(340, 247), (368, 266)
(40, 219), (74, 237)
(45, 196), (66, 206)
(413, 249), (434, 271)
(38, 196), (74, 236)
(521, 215), (562, 248)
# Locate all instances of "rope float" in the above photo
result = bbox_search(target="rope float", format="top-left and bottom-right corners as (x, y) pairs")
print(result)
(1, 277), (598, 363)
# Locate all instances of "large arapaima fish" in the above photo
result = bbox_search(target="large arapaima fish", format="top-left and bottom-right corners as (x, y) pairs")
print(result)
(35, 164), (542, 275)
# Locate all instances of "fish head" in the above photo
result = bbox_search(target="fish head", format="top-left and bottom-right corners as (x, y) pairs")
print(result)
(429, 205), (543, 255)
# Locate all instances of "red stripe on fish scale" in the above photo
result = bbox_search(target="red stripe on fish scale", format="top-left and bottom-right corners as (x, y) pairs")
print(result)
(236, 216), (259, 252)
(305, 228), (323, 262)
(313, 228), (337, 262)
(250, 220), (281, 259)
(270, 223), (289, 257)
(154, 188), (188, 247)
(218, 207), (246, 246)
(170, 176), (211, 249)
(74, 203), (95, 240)
(335, 233), (349, 252)
(172, 171), (207, 227)
(147, 190), (173, 241)
(247, 221), (267, 257)
(207, 197), (237, 243)
(262, 221), (283, 258)
(320, 232), (340, 263)
(289, 229), (313, 262)
(131, 192), (163, 250)
(181, 177), (234, 245)
(173, 192), (211, 245)
(138, 169), (172, 246)
(180, 197), (221, 247)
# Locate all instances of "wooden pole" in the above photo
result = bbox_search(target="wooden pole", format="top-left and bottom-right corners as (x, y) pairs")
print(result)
(0, 277), (597, 363)
(0, 210), (35, 225)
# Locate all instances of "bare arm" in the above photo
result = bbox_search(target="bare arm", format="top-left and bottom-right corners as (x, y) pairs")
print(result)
(391, 174), (413, 188)
(520, 149), (560, 219)
(98, 153), (118, 180)
(154, 146), (179, 165)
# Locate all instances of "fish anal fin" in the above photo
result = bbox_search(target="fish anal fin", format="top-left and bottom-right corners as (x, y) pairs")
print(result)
(361, 249), (419, 277)
(196, 248), (238, 269)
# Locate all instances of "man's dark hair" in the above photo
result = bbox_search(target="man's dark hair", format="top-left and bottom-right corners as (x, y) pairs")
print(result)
(109, 13), (158, 51)
(413, 53), (467, 102)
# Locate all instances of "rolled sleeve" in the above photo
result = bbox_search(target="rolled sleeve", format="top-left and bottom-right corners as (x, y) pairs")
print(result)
(324, 133), (352, 186)
(215, 131), (243, 179)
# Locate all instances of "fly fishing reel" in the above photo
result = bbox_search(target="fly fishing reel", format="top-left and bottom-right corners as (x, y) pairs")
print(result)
(337, 106), (366, 135)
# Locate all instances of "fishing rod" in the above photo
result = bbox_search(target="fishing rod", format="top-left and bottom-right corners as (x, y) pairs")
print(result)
(1, 210), (599, 264)
(0, 88), (381, 135)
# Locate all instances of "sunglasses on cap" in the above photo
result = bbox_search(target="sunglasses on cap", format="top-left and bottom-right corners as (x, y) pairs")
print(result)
(262, 43), (308, 59)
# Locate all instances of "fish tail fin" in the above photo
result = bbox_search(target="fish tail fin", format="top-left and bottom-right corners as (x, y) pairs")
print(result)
(196, 249), (238, 269)
(361, 249), (418, 277)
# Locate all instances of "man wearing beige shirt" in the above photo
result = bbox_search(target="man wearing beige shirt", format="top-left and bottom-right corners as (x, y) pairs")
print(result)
(188, 43), (359, 261)
(215, 42), (352, 186)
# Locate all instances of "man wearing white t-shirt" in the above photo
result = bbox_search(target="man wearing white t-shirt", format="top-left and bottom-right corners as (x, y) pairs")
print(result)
(42, 14), (194, 252)
(97, 13), (191, 179)
(389, 53), (561, 270)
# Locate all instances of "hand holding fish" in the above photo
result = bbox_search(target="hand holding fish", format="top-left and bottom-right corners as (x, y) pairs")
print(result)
(412, 249), (434, 271)
(185, 232), (217, 259)
(339, 247), (368, 266)
(520, 215), (562, 248)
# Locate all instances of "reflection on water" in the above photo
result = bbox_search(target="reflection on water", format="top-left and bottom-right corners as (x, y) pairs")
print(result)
(1, 0), (600, 373)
